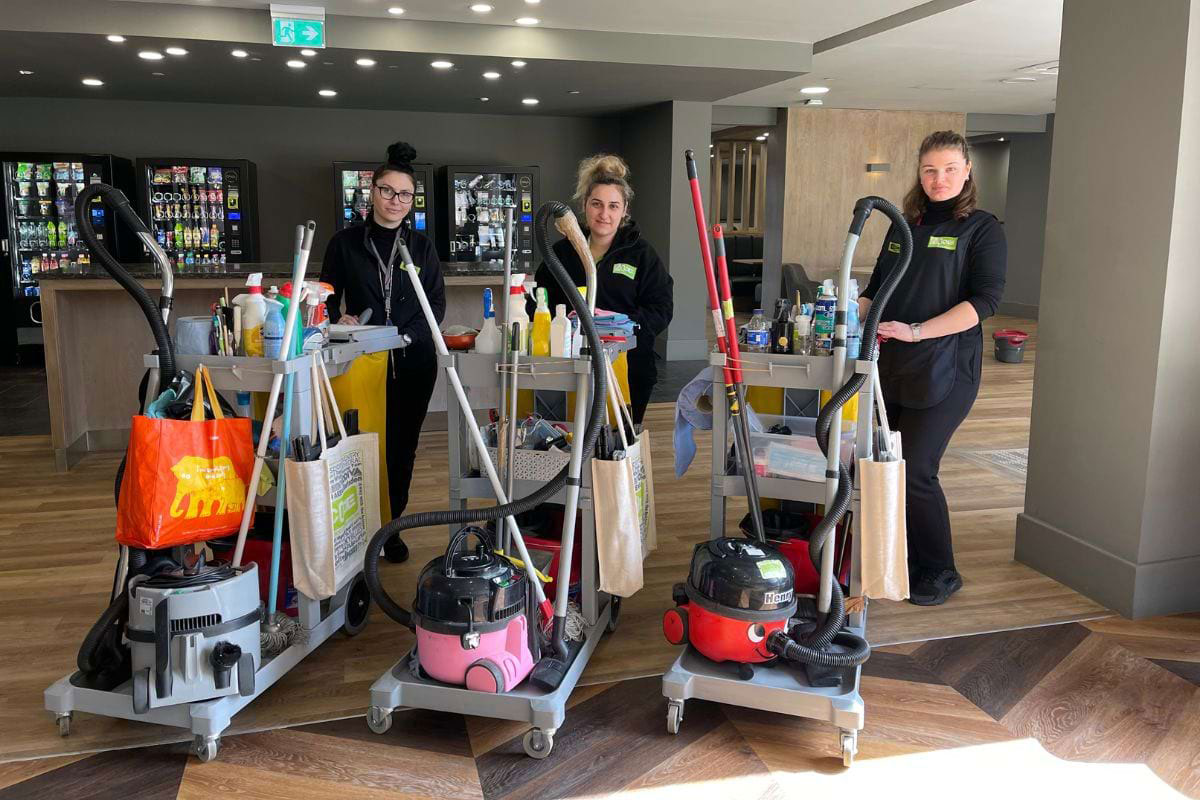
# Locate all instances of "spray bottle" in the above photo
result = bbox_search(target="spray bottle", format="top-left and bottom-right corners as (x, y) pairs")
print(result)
(550, 303), (571, 357)
(232, 272), (267, 356)
(262, 297), (286, 360)
(531, 287), (551, 357)
(506, 272), (531, 354)
(813, 280), (837, 356)
(474, 287), (501, 354)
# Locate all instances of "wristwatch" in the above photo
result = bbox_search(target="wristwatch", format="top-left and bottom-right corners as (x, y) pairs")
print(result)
(910, 322), (922, 342)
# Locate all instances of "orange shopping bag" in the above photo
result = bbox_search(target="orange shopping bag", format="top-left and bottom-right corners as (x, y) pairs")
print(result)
(116, 366), (255, 549)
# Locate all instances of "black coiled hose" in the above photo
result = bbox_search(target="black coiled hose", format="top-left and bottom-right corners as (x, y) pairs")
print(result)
(363, 201), (609, 640)
(768, 196), (913, 669)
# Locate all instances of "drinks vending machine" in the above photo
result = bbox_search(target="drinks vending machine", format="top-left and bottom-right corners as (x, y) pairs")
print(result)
(438, 165), (539, 273)
(332, 161), (435, 234)
(135, 157), (260, 268)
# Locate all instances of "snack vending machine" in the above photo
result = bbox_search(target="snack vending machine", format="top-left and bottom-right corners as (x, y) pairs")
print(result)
(438, 165), (540, 273)
(333, 161), (435, 235)
(136, 157), (260, 268)
(0, 152), (135, 365)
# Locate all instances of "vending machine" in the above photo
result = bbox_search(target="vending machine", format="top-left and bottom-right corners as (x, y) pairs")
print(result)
(135, 157), (260, 267)
(0, 152), (135, 365)
(438, 165), (540, 273)
(332, 161), (435, 235)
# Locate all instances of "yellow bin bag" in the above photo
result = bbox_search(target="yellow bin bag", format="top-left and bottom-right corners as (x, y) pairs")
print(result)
(329, 351), (392, 522)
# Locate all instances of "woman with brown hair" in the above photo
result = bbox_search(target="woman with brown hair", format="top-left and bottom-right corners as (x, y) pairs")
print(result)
(859, 130), (1007, 605)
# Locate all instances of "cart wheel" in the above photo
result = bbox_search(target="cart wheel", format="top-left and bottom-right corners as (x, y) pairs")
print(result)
(56, 712), (72, 737)
(342, 573), (371, 637)
(606, 596), (622, 634)
(840, 730), (858, 768)
(367, 706), (393, 735)
(193, 735), (219, 763)
(132, 668), (150, 715)
(666, 701), (683, 735)
(523, 728), (554, 759)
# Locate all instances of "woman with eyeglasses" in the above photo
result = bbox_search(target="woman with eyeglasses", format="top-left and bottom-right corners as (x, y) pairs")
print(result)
(319, 141), (445, 564)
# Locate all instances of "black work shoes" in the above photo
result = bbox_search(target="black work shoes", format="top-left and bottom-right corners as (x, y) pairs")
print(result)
(908, 568), (963, 606)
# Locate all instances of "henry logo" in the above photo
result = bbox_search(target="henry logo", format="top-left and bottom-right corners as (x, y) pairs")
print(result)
(169, 455), (246, 519)
(613, 263), (637, 280)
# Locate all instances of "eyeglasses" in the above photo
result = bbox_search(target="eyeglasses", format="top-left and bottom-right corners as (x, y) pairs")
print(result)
(374, 184), (415, 202)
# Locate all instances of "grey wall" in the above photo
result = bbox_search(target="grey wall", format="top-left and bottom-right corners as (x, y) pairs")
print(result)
(1001, 118), (1055, 316)
(970, 141), (1009, 222)
(0, 96), (620, 260)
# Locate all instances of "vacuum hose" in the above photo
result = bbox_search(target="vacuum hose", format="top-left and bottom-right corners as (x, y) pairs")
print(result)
(362, 201), (609, 633)
(74, 183), (176, 384)
(768, 196), (913, 668)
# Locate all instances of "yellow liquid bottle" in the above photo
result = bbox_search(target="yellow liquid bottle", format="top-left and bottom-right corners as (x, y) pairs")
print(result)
(531, 287), (551, 356)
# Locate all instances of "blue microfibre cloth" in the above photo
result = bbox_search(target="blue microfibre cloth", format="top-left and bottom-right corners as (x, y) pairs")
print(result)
(673, 368), (763, 478)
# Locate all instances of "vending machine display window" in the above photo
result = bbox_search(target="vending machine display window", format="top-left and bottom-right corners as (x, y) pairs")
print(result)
(439, 166), (539, 273)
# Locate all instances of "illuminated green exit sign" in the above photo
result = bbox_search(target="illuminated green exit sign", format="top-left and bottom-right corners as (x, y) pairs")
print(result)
(270, 5), (326, 48)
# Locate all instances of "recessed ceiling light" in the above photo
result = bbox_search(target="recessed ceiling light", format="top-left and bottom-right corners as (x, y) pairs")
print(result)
(1000, 77), (1037, 84)
(318, 89), (337, 97)
(756, 136), (766, 141)
(138, 50), (164, 60)
(800, 86), (829, 95)
(470, 3), (493, 12)
(300, 48), (317, 57)
(387, 6), (405, 14)
(356, 57), (376, 67)
(515, 16), (539, 25)
(287, 59), (306, 68)
(231, 49), (249, 58)
(165, 47), (188, 56)
(522, 97), (539, 105)
(482, 71), (501, 79)
(525, 0), (540, 4)
(709, 144), (713, 148)
(567, 89), (581, 95)
(762, 132), (769, 137)
(511, 60), (526, 68)
(18, 69), (33, 76)
(479, 96), (490, 102)
(81, 78), (104, 86)
(431, 60), (454, 69)
(250, 56), (263, 62)
(106, 34), (126, 43)
(998, 137), (1005, 142)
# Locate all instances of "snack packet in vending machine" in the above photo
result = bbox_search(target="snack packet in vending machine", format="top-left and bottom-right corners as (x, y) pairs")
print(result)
(153, 168), (172, 185)
(190, 166), (206, 185)
(208, 167), (223, 186)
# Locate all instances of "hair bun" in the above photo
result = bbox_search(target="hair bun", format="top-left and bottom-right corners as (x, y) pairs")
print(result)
(582, 153), (628, 182)
(387, 141), (417, 166)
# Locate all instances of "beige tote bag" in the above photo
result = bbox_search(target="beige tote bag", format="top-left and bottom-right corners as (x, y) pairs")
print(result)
(591, 353), (645, 597)
(859, 370), (908, 600)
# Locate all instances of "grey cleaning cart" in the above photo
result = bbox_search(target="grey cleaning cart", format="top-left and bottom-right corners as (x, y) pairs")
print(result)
(45, 332), (402, 761)
(661, 349), (878, 767)
(367, 343), (628, 759)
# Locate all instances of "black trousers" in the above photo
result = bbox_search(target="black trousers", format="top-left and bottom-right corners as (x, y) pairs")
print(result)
(627, 349), (657, 426)
(385, 355), (438, 519)
(885, 377), (979, 573)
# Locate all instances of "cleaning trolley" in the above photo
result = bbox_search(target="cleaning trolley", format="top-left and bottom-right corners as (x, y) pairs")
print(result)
(662, 153), (915, 766)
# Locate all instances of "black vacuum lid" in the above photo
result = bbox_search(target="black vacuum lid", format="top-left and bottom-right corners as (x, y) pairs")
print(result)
(413, 526), (526, 629)
(688, 537), (795, 612)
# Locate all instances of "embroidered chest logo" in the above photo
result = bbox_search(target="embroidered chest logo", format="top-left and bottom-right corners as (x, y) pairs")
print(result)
(927, 236), (958, 251)
(612, 263), (637, 280)
(887, 241), (901, 254)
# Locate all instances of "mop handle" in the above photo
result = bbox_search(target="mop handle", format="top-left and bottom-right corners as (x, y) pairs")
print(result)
(712, 225), (744, 384)
(684, 150), (730, 360)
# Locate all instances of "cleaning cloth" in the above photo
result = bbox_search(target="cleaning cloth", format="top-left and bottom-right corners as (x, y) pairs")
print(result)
(673, 368), (763, 477)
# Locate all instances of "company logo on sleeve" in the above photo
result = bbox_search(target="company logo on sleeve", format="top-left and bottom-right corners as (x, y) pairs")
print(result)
(612, 263), (638, 280)
(927, 236), (958, 251)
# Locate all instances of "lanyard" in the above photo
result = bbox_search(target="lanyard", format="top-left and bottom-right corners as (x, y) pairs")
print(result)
(363, 223), (403, 326)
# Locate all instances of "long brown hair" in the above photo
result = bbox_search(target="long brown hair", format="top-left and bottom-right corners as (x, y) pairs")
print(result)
(902, 130), (977, 223)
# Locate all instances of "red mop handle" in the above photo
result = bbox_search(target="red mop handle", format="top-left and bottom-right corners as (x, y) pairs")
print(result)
(712, 225), (744, 383)
(684, 150), (727, 355)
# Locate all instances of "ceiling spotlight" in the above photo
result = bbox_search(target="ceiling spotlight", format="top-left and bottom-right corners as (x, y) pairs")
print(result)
(479, 96), (490, 102)
(356, 57), (377, 67)
(431, 60), (454, 69)
(1000, 77), (1037, 84)
(998, 137), (1005, 142)
(81, 78), (104, 86)
(800, 86), (829, 95)
(511, 60), (526, 67)
(525, 0), (540, 3)
(756, 136), (766, 141)
(709, 144), (713, 148)
(482, 71), (501, 79)
(387, 6), (405, 14)
(286, 59), (306, 68)
(231, 49), (249, 58)
(470, 3), (493, 12)
(138, 51), (164, 60)
(762, 132), (769, 137)
(106, 34), (126, 43)
(300, 48), (317, 57)
(567, 89), (581, 95)
(165, 47), (188, 56)
(515, 16), (539, 25)
(250, 57), (263, 62)
(18, 69), (33, 75)
(522, 97), (539, 105)
(318, 89), (338, 97)
(152, 72), (165, 77)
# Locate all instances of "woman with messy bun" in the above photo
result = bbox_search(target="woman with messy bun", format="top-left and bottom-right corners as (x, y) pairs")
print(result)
(319, 140), (445, 564)
(535, 153), (673, 424)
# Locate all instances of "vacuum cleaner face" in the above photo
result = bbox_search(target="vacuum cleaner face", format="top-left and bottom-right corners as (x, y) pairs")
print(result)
(413, 527), (537, 693)
(664, 538), (798, 664)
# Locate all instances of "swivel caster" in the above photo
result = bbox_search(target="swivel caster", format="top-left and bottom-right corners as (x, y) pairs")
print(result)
(56, 712), (72, 737)
(840, 729), (858, 767)
(606, 597), (622, 634)
(666, 701), (684, 735)
(522, 727), (555, 759)
(342, 573), (371, 637)
(367, 706), (393, 735)
(193, 735), (220, 763)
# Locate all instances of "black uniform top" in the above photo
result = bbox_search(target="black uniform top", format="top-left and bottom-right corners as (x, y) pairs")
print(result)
(533, 221), (674, 359)
(319, 218), (446, 366)
(862, 197), (1006, 408)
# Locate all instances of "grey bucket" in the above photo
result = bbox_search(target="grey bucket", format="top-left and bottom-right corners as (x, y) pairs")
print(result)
(993, 332), (1027, 363)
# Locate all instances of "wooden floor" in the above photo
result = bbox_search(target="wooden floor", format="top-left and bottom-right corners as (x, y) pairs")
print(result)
(0, 315), (1111, 762)
(3, 616), (1198, 799)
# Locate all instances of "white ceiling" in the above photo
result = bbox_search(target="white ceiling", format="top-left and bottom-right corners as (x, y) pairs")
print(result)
(719, 0), (1062, 114)
(123, 0), (931, 43)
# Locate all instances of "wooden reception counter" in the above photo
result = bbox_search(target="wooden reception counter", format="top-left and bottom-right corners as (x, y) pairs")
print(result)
(38, 263), (502, 471)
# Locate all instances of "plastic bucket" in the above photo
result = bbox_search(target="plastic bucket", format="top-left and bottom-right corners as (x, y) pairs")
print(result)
(993, 329), (1028, 363)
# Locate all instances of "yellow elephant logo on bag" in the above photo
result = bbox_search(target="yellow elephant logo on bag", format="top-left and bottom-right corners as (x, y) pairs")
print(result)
(169, 455), (247, 519)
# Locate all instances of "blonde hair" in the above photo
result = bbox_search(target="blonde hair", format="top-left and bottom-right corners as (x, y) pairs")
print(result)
(573, 153), (634, 223)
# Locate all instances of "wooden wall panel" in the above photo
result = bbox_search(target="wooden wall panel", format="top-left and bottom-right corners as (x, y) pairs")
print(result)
(781, 108), (965, 275)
